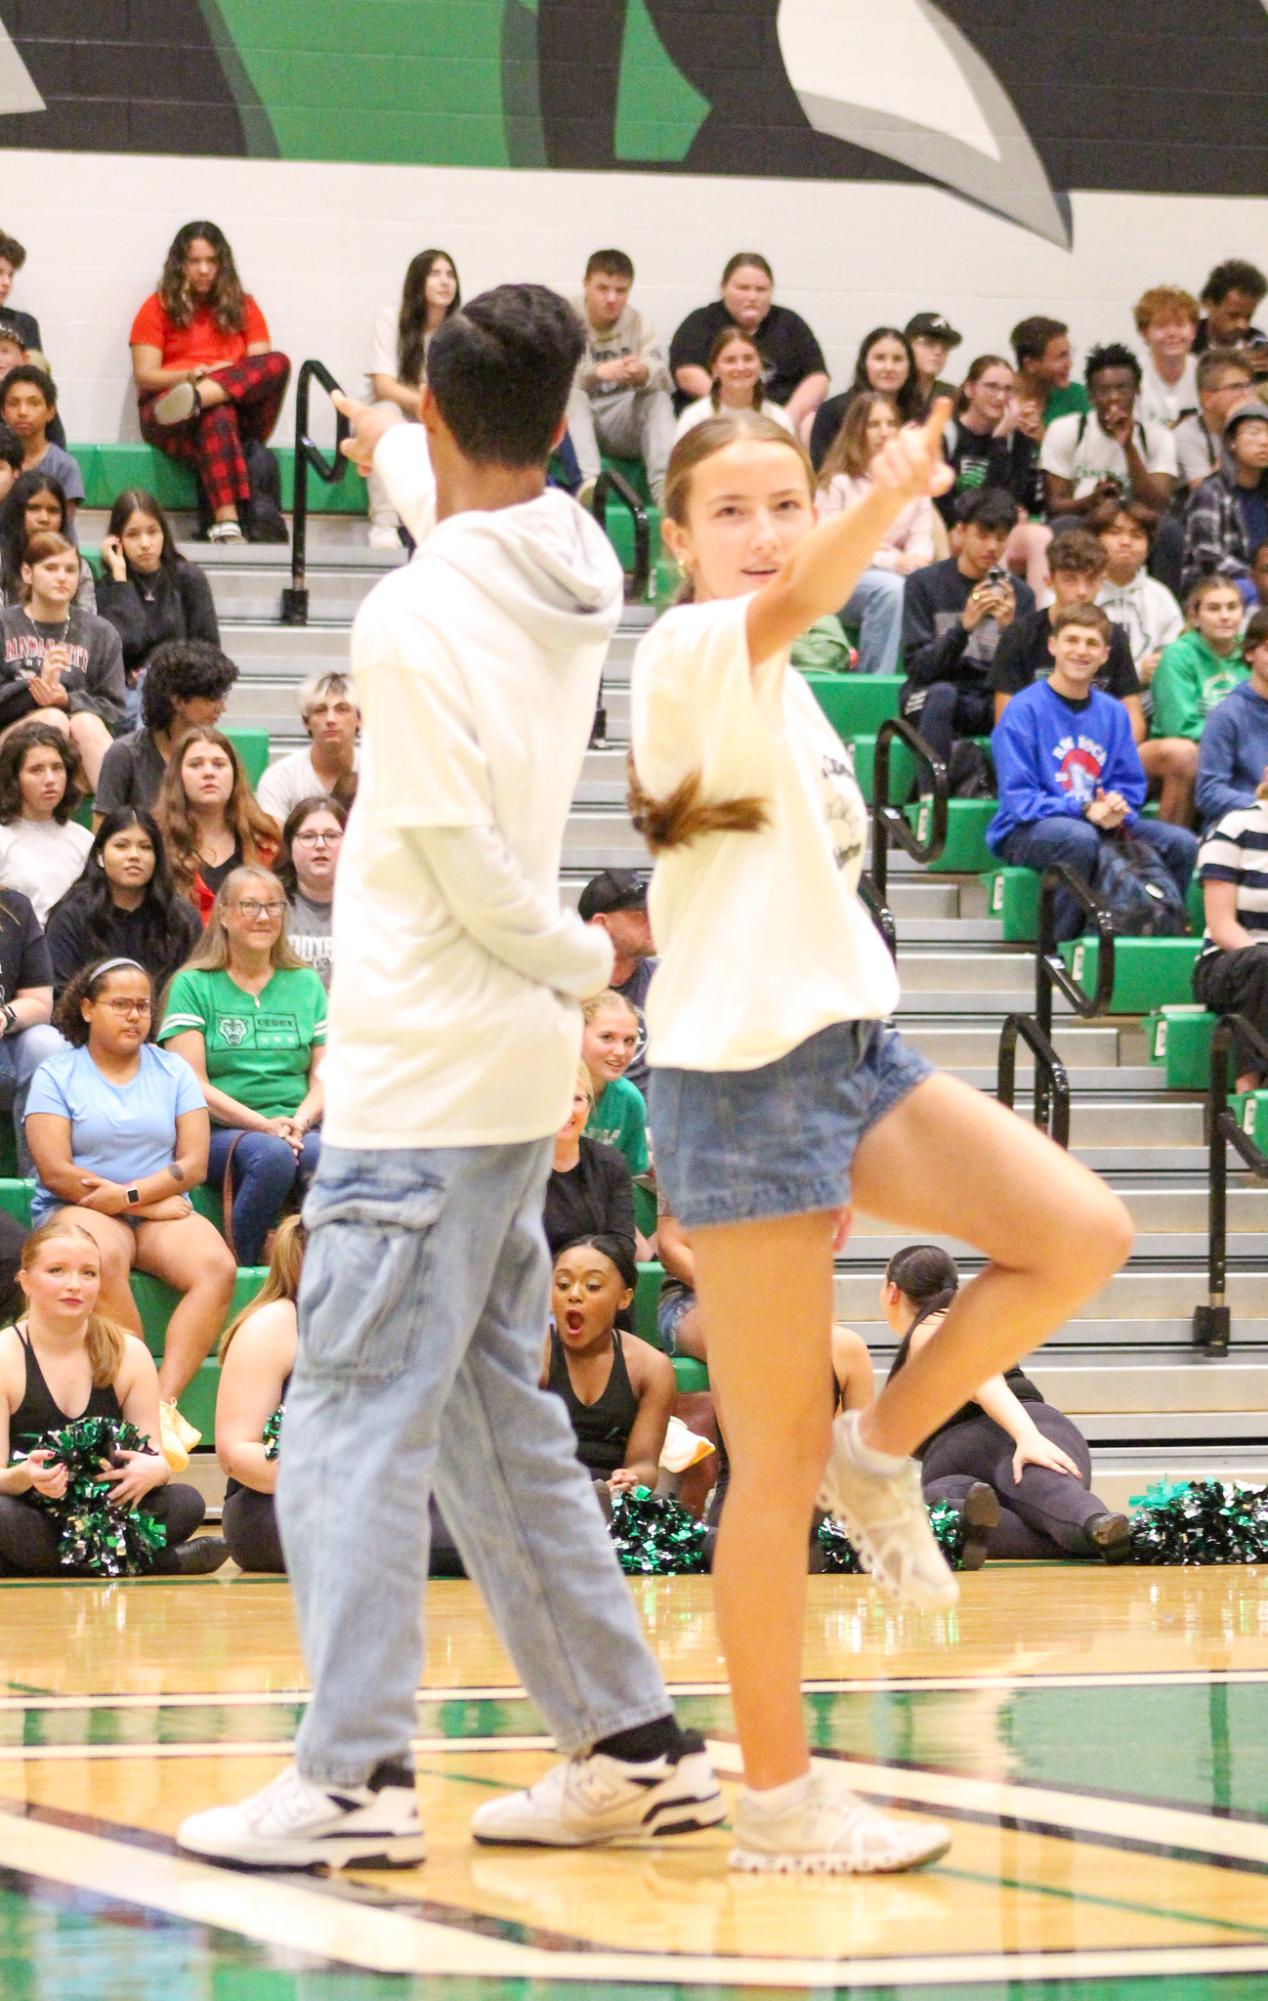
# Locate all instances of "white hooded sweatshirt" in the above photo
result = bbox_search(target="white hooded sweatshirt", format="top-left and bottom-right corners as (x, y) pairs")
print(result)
(323, 425), (622, 1148)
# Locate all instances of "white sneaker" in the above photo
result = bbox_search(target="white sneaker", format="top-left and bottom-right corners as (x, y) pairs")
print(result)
(819, 1410), (958, 1610)
(471, 1737), (725, 1847)
(207, 520), (244, 544)
(152, 380), (199, 425)
(731, 1769), (950, 1875)
(177, 1761), (424, 1870)
(367, 522), (401, 549)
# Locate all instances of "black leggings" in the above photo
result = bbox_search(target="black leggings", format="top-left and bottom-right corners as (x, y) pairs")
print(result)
(1193, 943), (1268, 1080)
(922, 1403), (1108, 1558)
(222, 1485), (285, 1573)
(900, 679), (995, 767)
(0, 1482), (205, 1576)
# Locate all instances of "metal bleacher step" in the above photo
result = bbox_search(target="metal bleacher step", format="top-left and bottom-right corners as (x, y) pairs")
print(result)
(835, 1267), (1263, 1326)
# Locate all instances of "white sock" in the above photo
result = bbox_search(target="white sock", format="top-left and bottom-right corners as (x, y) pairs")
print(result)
(845, 1409), (907, 1475)
(741, 1771), (813, 1818)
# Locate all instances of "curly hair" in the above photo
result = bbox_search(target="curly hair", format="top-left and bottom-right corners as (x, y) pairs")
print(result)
(1085, 342), (1142, 388)
(52, 956), (151, 1047)
(140, 639), (238, 733)
(0, 721), (84, 825)
(396, 248), (460, 391)
(153, 726), (279, 900)
(157, 221), (247, 334)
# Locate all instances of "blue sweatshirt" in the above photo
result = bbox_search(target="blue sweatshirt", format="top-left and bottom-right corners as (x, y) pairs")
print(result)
(988, 679), (1146, 850)
(1195, 678), (1268, 831)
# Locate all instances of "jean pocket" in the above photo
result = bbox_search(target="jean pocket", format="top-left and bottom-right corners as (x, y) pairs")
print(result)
(298, 1185), (446, 1380)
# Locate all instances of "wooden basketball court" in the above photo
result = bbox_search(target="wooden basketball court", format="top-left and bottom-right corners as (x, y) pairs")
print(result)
(3, 1564), (1268, 1999)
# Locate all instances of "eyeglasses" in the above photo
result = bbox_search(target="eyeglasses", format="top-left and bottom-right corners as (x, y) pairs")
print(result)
(293, 830), (341, 847)
(236, 899), (285, 918)
(98, 997), (151, 1016)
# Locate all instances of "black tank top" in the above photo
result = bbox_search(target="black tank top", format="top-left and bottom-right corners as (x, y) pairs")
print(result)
(888, 1321), (1042, 1458)
(225, 1370), (292, 1501)
(8, 1324), (121, 1448)
(547, 1330), (639, 1480)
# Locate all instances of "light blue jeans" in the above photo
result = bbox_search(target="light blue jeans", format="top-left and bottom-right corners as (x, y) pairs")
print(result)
(842, 566), (905, 675)
(278, 1138), (671, 1787)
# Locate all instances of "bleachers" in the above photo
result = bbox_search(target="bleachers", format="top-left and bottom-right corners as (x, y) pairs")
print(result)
(65, 485), (1268, 1518)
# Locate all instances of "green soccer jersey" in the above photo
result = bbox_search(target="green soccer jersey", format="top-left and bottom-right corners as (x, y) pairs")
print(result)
(159, 965), (327, 1121)
(586, 1076), (650, 1178)
(1044, 382), (1090, 424)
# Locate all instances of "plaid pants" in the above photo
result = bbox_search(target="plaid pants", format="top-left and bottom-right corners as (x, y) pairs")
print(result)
(139, 351), (291, 514)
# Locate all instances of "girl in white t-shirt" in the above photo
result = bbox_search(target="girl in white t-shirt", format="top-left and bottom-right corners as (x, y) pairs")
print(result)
(363, 249), (459, 548)
(673, 327), (795, 445)
(630, 407), (1132, 1874)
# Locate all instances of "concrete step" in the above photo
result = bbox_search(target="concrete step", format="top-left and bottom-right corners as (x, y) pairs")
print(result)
(1066, 1100), (1205, 1146)
(843, 1314), (1268, 1350)
(1030, 1351), (1268, 1414)
(898, 1023), (1130, 1068)
(835, 1267), (1262, 1324)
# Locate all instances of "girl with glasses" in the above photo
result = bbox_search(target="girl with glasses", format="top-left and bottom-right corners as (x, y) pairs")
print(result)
(276, 795), (347, 992)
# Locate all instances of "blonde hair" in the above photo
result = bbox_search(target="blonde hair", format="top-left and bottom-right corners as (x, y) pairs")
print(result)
(575, 1061), (596, 1111)
(582, 988), (638, 1026)
(20, 1218), (129, 1388)
(219, 1215), (305, 1360)
(629, 412), (808, 853)
(181, 867), (302, 977)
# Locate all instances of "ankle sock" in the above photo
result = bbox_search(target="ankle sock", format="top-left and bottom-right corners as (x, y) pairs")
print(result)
(368, 1759), (416, 1792)
(593, 1715), (684, 1764)
(846, 1413), (907, 1476)
(741, 1771), (813, 1818)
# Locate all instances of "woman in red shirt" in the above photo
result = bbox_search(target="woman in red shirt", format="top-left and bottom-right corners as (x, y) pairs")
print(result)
(130, 223), (290, 546)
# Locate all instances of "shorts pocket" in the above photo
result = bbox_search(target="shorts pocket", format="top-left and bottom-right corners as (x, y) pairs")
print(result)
(298, 1184), (445, 1380)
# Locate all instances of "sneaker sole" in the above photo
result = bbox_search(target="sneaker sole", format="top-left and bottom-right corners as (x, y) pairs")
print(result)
(473, 1792), (727, 1848)
(818, 1487), (960, 1610)
(728, 1829), (951, 1875)
(179, 1832), (426, 1870)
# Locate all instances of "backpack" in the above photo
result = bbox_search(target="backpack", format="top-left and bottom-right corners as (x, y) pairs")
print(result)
(946, 738), (995, 799)
(791, 615), (855, 675)
(1090, 829), (1187, 936)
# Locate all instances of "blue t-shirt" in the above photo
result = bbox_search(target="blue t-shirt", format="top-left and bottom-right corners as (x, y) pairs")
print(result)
(25, 1042), (206, 1223)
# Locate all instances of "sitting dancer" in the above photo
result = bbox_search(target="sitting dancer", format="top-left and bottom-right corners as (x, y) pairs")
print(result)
(178, 284), (723, 1870)
(544, 1234), (674, 1500)
(216, 1216), (303, 1574)
(628, 405), (1131, 1870)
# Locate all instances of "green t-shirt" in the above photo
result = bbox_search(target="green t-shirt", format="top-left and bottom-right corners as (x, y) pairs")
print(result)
(1150, 630), (1248, 743)
(159, 965), (327, 1120)
(585, 1076), (649, 1177)
(1044, 382), (1090, 424)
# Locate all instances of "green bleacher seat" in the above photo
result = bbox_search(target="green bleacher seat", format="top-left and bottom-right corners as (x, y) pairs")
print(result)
(73, 445), (365, 516)
(1059, 936), (1201, 1013)
(1186, 874), (1205, 930)
(907, 797), (995, 874)
(222, 727), (270, 795)
(672, 1356), (710, 1392)
(1232, 1090), (1268, 1148)
(134, 1265), (267, 1442)
(634, 1260), (665, 1350)
(981, 865), (1041, 942)
(1145, 1005), (1231, 1090)
(632, 1182), (657, 1239)
(0, 1178), (32, 1225)
(188, 1184), (225, 1230)
(804, 673), (903, 740)
(848, 733), (916, 806)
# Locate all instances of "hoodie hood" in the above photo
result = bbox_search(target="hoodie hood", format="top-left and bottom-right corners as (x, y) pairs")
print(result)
(424, 488), (625, 654)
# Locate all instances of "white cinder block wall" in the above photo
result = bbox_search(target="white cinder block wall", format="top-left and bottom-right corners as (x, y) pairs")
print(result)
(4, 148), (1265, 445)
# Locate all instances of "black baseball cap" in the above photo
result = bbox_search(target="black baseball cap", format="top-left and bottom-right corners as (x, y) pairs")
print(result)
(905, 312), (963, 349)
(578, 868), (648, 921)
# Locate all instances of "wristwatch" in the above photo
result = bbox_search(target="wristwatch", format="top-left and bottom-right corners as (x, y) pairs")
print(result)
(125, 1186), (141, 1207)
(0, 1005), (16, 1035)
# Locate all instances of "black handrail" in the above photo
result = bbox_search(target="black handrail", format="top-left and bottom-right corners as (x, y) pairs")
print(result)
(282, 359), (350, 626)
(1194, 1012), (1268, 1356)
(590, 466), (651, 605)
(869, 715), (947, 907)
(997, 1011), (1071, 1146)
(857, 873), (897, 961)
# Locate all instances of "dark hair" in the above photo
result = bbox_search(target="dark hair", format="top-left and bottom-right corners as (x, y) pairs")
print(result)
(105, 488), (178, 571)
(886, 1244), (958, 1335)
(53, 957), (152, 1047)
(0, 232), (26, 272)
(955, 486), (1018, 533)
(0, 721), (84, 824)
(555, 1232), (639, 1297)
(276, 792), (348, 896)
(48, 808), (193, 993)
(397, 248), (460, 391)
(140, 637), (239, 732)
(585, 248), (634, 283)
(0, 420), (20, 475)
(1048, 527), (1110, 575)
(956, 353), (1013, 418)
(157, 221), (246, 333)
(0, 467), (68, 595)
(1252, 539), (1268, 568)
(1085, 497), (1157, 544)
(721, 252), (773, 286)
(852, 327), (921, 424)
(1202, 260), (1267, 309)
(1245, 606), (1268, 649)
(1010, 314), (1067, 366)
(1086, 342), (1141, 388)
(1051, 599), (1112, 641)
(425, 284), (585, 469)
(0, 362), (55, 409)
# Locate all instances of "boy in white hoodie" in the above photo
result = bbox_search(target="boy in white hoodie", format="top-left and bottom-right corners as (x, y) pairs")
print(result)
(178, 286), (722, 1870)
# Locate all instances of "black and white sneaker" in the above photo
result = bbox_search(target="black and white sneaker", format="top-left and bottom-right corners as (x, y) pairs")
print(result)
(471, 1732), (725, 1846)
(176, 1760), (424, 1870)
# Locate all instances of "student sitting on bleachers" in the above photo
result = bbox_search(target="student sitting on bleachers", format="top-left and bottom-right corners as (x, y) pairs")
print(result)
(0, 424), (22, 567)
(655, 1188), (706, 1363)
(901, 487), (1036, 766)
(365, 247), (459, 548)
(809, 326), (921, 469)
(154, 725), (279, 922)
(1196, 610), (1268, 829)
(1193, 771), (1268, 1094)
(1090, 499), (1184, 691)
(0, 232), (51, 376)
(673, 326), (795, 445)
(0, 366), (83, 519)
(992, 530), (1142, 738)
(0, 534), (125, 789)
(566, 248), (675, 507)
(45, 807), (199, 998)
(158, 869), (325, 1268)
(882, 1244), (1130, 1562)
(581, 989), (648, 1179)
(24, 959), (236, 1458)
(544, 1065), (635, 1269)
(1182, 402), (1268, 600)
(1146, 577), (1248, 828)
(276, 795), (345, 992)
(95, 638), (237, 819)
(0, 471), (95, 612)
(988, 601), (1197, 940)
(817, 392), (935, 676)
(544, 1234), (674, 1503)
(0, 885), (62, 1160)
(216, 1215), (303, 1574)
(130, 220), (290, 545)
(578, 868), (654, 1093)
(0, 723), (93, 924)
(670, 253), (828, 434)
(256, 672), (359, 825)
(0, 1216), (224, 1575)
(95, 489), (220, 721)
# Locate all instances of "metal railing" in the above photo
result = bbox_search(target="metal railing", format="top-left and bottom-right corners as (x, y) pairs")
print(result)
(590, 466), (651, 605)
(282, 360), (350, 626)
(868, 715), (946, 909)
(996, 867), (1114, 1143)
(1194, 1013), (1268, 1356)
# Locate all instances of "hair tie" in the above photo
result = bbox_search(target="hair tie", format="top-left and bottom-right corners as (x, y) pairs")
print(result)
(90, 957), (146, 981)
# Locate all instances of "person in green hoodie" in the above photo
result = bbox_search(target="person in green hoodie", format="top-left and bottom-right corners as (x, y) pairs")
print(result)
(1147, 576), (1248, 823)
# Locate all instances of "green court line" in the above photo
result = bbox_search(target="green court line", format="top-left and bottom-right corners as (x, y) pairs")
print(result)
(937, 1863), (1268, 1942)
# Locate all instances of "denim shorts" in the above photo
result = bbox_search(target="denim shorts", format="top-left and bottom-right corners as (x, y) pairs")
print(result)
(656, 1287), (696, 1357)
(648, 1020), (932, 1232)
